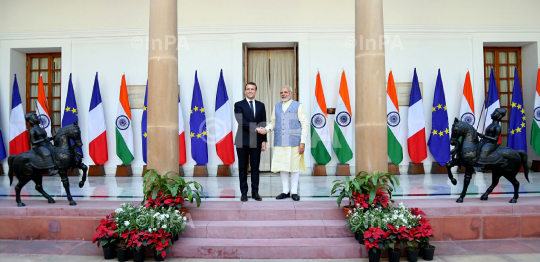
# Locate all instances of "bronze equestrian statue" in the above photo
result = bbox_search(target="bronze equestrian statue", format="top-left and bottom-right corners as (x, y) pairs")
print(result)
(446, 108), (529, 203)
(8, 113), (88, 207)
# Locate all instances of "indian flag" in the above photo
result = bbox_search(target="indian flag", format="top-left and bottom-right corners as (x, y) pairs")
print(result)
(332, 70), (353, 164)
(116, 74), (134, 165)
(387, 71), (403, 165)
(459, 71), (475, 126)
(311, 72), (332, 165)
(37, 74), (52, 136)
(531, 68), (540, 156)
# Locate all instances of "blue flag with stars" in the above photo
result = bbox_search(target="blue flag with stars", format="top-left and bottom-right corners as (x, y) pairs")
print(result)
(61, 73), (83, 156)
(190, 71), (208, 165)
(141, 81), (148, 164)
(508, 67), (527, 151)
(427, 69), (450, 166)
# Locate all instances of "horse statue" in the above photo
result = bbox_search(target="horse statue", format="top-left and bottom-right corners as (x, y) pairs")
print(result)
(8, 113), (88, 207)
(446, 109), (528, 203)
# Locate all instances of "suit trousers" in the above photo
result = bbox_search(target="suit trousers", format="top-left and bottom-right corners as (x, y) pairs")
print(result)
(236, 146), (262, 196)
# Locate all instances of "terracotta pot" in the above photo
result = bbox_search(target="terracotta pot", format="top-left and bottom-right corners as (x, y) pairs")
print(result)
(343, 206), (353, 217)
(179, 208), (187, 217)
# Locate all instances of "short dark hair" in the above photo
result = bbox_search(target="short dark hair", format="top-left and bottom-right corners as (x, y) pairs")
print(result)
(245, 82), (257, 90)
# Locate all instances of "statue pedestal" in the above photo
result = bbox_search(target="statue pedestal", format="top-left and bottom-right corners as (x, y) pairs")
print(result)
(313, 164), (327, 176)
(142, 165), (147, 177)
(88, 165), (105, 176)
(408, 162), (425, 174)
(68, 168), (80, 176)
(532, 160), (540, 172)
(336, 164), (350, 176)
(217, 165), (230, 177)
(193, 165), (207, 177)
(388, 163), (400, 175)
(0, 165), (4, 175)
(430, 162), (447, 174)
(116, 165), (133, 177)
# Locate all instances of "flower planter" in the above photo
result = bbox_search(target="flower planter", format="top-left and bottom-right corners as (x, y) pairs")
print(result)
(102, 247), (117, 260)
(367, 249), (381, 262)
(406, 247), (420, 262)
(388, 248), (401, 262)
(132, 249), (145, 262)
(422, 245), (435, 260)
(358, 236), (363, 245)
(179, 208), (187, 216)
(116, 248), (130, 262)
(154, 249), (166, 261)
(343, 206), (353, 217)
(354, 232), (359, 240)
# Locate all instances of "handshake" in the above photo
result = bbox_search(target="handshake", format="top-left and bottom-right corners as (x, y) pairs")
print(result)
(255, 127), (268, 135)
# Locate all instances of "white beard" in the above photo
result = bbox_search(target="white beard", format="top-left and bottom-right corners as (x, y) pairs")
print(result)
(281, 96), (292, 102)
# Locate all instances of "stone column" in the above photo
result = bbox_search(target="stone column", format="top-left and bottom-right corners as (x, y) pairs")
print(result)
(147, 0), (179, 176)
(355, 0), (387, 173)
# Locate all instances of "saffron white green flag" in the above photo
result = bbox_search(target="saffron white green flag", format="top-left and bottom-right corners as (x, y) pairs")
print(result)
(116, 74), (134, 165)
(311, 72), (332, 165)
(332, 71), (353, 164)
(387, 71), (403, 165)
(531, 68), (540, 155)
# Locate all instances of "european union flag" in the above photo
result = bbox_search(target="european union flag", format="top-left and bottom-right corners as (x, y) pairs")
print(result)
(190, 71), (208, 165)
(61, 73), (83, 156)
(428, 69), (450, 166)
(508, 67), (527, 151)
(141, 81), (148, 164)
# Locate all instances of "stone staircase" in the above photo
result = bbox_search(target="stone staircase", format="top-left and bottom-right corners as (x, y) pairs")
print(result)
(174, 200), (361, 259)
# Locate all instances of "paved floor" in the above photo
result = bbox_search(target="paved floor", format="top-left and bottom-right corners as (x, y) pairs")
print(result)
(1, 254), (540, 262)
(1, 171), (539, 200)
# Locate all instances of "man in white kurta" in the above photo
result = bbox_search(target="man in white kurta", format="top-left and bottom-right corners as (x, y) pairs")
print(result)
(261, 86), (309, 201)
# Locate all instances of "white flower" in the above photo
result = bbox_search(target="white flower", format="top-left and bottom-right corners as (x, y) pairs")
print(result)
(183, 217), (187, 221)
(124, 221), (130, 226)
(149, 228), (153, 233)
(162, 224), (167, 229)
(165, 214), (169, 218)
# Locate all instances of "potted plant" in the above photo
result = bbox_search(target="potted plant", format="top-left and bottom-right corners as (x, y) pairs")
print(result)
(112, 203), (140, 261)
(92, 213), (119, 260)
(331, 176), (359, 216)
(418, 217), (435, 260)
(356, 170), (399, 207)
(143, 169), (206, 212)
(363, 227), (386, 262)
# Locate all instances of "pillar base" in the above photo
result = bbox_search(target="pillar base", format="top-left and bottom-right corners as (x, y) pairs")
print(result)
(532, 160), (540, 172)
(88, 165), (105, 176)
(408, 163), (425, 174)
(68, 168), (80, 177)
(313, 164), (327, 176)
(217, 165), (231, 177)
(388, 163), (400, 175)
(179, 165), (185, 177)
(336, 164), (350, 176)
(430, 162), (447, 174)
(193, 165), (207, 177)
(116, 165), (133, 177)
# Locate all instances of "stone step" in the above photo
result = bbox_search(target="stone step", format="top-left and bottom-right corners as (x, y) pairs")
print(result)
(184, 220), (353, 239)
(171, 237), (361, 259)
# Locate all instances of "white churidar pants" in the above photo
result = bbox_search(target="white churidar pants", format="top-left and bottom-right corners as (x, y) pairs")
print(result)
(280, 171), (300, 194)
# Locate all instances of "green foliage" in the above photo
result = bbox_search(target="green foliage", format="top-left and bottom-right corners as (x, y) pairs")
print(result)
(142, 169), (206, 207)
(331, 176), (358, 208)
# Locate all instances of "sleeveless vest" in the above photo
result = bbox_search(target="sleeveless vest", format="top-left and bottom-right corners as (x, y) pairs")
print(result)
(274, 101), (301, 147)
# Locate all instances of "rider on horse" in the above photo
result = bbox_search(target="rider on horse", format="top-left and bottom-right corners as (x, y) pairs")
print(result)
(476, 108), (506, 171)
(25, 113), (58, 175)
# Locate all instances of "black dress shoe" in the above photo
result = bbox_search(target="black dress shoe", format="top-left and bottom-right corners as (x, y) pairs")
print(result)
(252, 193), (262, 201)
(241, 195), (248, 202)
(276, 192), (290, 199)
(292, 194), (300, 201)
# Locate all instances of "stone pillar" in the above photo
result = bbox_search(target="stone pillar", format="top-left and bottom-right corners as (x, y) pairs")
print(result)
(147, 0), (179, 176)
(355, 0), (387, 173)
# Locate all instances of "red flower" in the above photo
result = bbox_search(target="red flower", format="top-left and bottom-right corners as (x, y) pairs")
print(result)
(364, 227), (385, 240)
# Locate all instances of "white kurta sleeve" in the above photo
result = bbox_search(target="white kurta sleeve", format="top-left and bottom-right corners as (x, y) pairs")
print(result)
(265, 108), (276, 131)
(298, 104), (309, 143)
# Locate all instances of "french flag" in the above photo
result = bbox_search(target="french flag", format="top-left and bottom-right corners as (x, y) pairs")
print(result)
(407, 69), (427, 163)
(484, 68), (501, 142)
(214, 70), (235, 165)
(88, 73), (109, 165)
(178, 96), (186, 165)
(9, 75), (29, 155)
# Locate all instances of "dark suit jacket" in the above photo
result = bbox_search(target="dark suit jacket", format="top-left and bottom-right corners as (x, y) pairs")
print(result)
(234, 99), (267, 148)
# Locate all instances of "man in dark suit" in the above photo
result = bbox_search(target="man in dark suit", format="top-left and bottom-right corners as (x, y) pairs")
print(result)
(234, 82), (267, 202)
